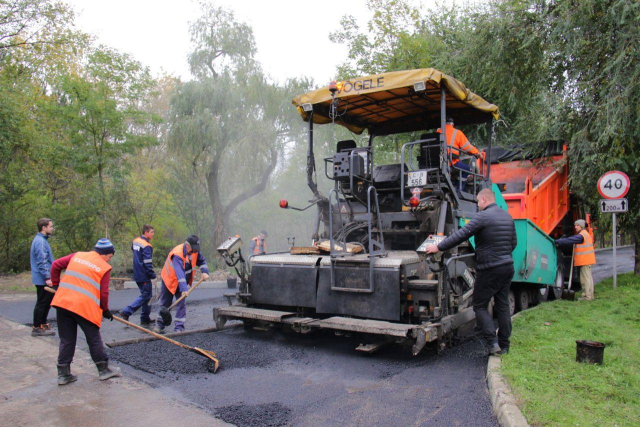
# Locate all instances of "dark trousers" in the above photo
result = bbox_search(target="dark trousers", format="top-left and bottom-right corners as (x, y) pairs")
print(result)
(453, 161), (471, 191)
(33, 285), (54, 327)
(122, 280), (152, 321)
(56, 307), (107, 365)
(473, 263), (514, 349)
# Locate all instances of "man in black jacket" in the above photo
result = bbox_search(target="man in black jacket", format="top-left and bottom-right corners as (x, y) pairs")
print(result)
(424, 188), (517, 355)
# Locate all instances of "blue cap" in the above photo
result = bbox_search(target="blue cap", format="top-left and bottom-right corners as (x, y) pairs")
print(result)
(94, 238), (115, 255)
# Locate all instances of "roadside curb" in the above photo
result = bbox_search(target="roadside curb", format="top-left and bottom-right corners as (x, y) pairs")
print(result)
(595, 245), (632, 252)
(123, 280), (229, 290)
(486, 356), (529, 427)
(486, 309), (530, 427)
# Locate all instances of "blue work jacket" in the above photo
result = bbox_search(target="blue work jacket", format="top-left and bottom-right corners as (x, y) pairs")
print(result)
(30, 233), (54, 285)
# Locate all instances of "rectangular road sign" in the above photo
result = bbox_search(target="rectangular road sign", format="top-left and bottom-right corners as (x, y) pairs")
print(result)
(600, 198), (628, 213)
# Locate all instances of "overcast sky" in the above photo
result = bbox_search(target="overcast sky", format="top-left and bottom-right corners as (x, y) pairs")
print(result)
(62, 0), (377, 86)
(61, 0), (455, 86)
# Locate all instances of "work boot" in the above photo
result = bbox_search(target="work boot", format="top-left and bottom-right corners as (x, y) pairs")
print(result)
(32, 326), (55, 337)
(496, 347), (509, 356)
(96, 361), (122, 381)
(152, 324), (165, 334)
(57, 364), (78, 385)
(140, 318), (155, 327)
(117, 311), (130, 321)
(487, 343), (501, 356)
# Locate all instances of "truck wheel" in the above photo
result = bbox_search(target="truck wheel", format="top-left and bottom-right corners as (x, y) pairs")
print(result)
(515, 288), (529, 311)
(550, 269), (564, 300)
(508, 290), (516, 316)
(538, 286), (550, 303)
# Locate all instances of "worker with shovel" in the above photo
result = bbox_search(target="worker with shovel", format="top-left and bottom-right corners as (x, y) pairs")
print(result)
(555, 219), (596, 300)
(119, 224), (156, 326)
(49, 238), (122, 385)
(154, 235), (209, 333)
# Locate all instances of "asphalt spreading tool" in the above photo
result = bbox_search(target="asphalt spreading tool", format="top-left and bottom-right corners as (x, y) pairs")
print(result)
(43, 286), (219, 372)
(562, 246), (577, 300)
(158, 277), (205, 326)
(112, 315), (220, 373)
(148, 279), (161, 305)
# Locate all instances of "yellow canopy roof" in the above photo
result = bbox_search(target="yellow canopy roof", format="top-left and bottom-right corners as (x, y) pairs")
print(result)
(292, 68), (499, 135)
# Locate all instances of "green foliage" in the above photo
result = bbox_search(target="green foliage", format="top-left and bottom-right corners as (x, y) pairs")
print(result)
(502, 274), (640, 425)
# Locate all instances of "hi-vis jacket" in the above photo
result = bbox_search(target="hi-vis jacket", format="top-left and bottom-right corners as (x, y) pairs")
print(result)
(437, 124), (479, 165)
(51, 251), (112, 327)
(160, 244), (209, 295)
(574, 230), (596, 266)
(250, 237), (266, 255)
(132, 236), (155, 282)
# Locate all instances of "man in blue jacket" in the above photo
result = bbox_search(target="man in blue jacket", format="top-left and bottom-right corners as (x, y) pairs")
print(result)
(30, 218), (56, 337)
(120, 225), (156, 326)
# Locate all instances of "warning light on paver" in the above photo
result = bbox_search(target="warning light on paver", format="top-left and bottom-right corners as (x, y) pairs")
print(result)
(409, 196), (420, 207)
(279, 199), (289, 209)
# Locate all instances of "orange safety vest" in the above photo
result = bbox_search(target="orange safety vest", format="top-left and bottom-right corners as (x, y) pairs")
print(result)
(437, 124), (479, 165)
(51, 251), (111, 327)
(252, 237), (266, 254)
(574, 230), (596, 266)
(161, 244), (198, 295)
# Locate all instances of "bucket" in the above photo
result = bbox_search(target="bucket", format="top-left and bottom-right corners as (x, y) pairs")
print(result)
(576, 340), (605, 365)
(227, 276), (237, 289)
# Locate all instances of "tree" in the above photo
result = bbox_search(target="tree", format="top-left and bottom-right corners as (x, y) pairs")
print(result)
(168, 4), (302, 261)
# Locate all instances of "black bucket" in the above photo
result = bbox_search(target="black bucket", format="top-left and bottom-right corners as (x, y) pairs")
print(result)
(227, 276), (237, 289)
(576, 340), (605, 365)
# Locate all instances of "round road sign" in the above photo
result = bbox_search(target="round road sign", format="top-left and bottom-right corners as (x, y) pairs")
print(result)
(598, 171), (630, 199)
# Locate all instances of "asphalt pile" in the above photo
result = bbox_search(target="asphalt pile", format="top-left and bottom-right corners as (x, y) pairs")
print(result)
(215, 402), (292, 427)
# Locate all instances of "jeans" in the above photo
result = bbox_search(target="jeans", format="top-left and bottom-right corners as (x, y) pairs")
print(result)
(33, 285), (54, 327)
(156, 280), (187, 332)
(473, 263), (514, 349)
(122, 280), (153, 321)
(452, 161), (471, 191)
(56, 307), (108, 365)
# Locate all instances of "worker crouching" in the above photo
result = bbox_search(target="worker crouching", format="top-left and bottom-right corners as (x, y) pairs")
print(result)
(50, 238), (121, 385)
(155, 235), (209, 333)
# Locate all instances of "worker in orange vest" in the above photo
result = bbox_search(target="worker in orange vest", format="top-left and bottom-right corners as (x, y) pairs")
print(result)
(249, 230), (268, 255)
(155, 235), (209, 333)
(555, 219), (596, 300)
(437, 117), (481, 191)
(50, 238), (121, 385)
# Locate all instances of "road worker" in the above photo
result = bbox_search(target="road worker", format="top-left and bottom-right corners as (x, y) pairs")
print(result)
(437, 117), (481, 190)
(249, 230), (268, 255)
(120, 224), (156, 326)
(424, 188), (517, 355)
(30, 218), (56, 337)
(155, 235), (209, 333)
(50, 238), (121, 385)
(555, 219), (596, 300)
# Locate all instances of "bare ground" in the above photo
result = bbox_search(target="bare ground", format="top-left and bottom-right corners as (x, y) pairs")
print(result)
(0, 272), (34, 293)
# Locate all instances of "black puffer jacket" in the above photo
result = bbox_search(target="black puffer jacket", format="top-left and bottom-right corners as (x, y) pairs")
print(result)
(437, 203), (517, 270)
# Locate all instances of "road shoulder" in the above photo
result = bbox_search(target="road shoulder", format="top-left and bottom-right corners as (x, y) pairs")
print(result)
(0, 316), (230, 426)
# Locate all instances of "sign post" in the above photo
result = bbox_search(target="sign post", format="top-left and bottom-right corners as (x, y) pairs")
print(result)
(598, 171), (631, 289)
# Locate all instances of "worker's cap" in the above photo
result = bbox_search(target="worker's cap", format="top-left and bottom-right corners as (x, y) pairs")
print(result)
(446, 116), (454, 124)
(186, 235), (201, 252)
(260, 230), (269, 237)
(94, 238), (115, 255)
(574, 219), (586, 228)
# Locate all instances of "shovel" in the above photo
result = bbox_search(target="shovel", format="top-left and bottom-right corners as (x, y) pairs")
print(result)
(562, 246), (576, 300)
(158, 277), (206, 326)
(113, 315), (219, 373)
(43, 286), (219, 372)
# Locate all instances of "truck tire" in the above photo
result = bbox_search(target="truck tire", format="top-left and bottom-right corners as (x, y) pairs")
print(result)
(508, 290), (516, 316)
(515, 288), (529, 312)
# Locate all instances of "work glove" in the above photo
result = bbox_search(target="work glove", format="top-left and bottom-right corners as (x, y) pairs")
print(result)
(102, 309), (114, 321)
(201, 273), (210, 281)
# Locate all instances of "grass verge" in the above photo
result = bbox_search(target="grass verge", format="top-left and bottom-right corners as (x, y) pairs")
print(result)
(501, 273), (640, 426)
(0, 272), (36, 293)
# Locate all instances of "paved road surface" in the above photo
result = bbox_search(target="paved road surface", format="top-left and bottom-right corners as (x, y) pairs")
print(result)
(0, 247), (633, 426)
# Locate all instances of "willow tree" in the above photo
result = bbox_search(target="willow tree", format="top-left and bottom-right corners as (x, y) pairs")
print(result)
(169, 4), (300, 256)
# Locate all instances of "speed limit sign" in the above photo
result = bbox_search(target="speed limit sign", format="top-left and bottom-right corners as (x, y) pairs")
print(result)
(598, 171), (630, 199)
